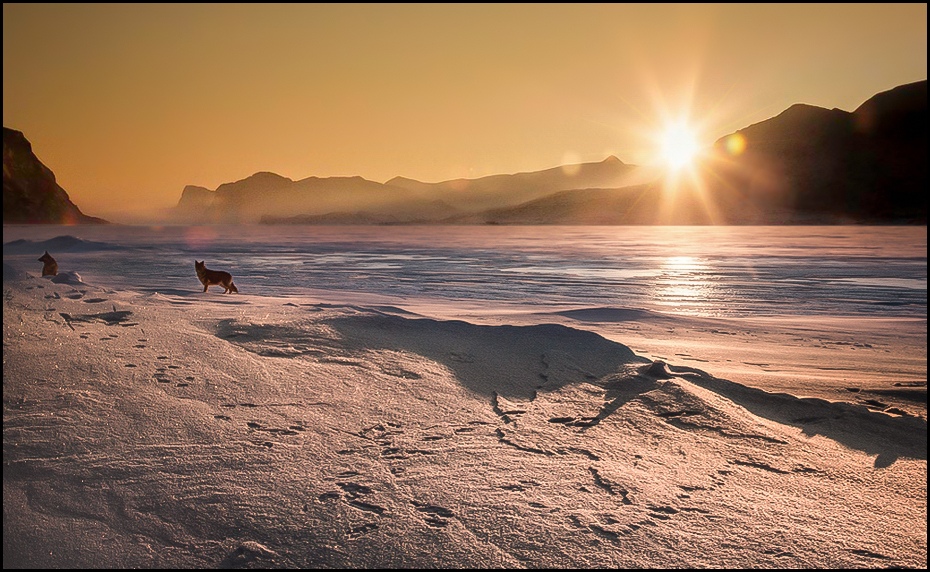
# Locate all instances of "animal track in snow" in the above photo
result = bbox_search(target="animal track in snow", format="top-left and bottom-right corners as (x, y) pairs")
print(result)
(348, 522), (379, 538)
(411, 500), (454, 528)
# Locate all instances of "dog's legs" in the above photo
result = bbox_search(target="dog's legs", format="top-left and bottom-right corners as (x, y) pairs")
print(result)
(204, 285), (209, 292)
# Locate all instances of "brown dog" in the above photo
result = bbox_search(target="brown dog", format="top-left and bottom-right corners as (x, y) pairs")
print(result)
(195, 260), (239, 293)
(38, 251), (58, 276)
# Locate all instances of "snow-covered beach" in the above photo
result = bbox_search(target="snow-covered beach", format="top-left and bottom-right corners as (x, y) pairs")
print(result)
(3, 225), (926, 568)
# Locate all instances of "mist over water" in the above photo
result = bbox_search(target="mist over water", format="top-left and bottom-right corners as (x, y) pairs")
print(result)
(3, 225), (926, 320)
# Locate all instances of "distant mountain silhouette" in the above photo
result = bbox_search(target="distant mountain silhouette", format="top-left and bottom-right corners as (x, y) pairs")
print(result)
(469, 80), (927, 225)
(174, 172), (460, 224)
(386, 155), (640, 212)
(3, 127), (108, 224)
(5, 80), (925, 226)
(704, 79), (926, 223)
(445, 184), (785, 225)
(173, 156), (643, 224)
(172, 80), (925, 225)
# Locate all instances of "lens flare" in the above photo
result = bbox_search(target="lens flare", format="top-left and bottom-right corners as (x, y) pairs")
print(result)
(724, 133), (747, 155)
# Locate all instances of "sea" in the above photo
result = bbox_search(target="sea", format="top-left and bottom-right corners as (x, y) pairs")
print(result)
(2, 225), (926, 321)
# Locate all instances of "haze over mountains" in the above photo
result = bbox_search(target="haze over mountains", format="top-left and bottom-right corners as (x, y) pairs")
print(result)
(173, 155), (643, 225)
(3, 80), (926, 225)
(172, 79), (927, 225)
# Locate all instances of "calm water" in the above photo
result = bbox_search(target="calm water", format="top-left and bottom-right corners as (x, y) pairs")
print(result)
(3, 225), (926, 319)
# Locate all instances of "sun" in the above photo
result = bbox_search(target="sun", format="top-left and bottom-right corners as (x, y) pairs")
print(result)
(659, 121), (700, 172)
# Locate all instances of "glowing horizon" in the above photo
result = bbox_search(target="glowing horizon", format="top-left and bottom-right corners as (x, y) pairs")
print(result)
(3, 4), (926, 223)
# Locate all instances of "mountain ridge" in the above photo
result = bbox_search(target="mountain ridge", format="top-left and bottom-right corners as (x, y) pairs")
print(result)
(2, 127), (108, 224)
(173, 79), (925, 225)
(706, 79), (926, 222)
(174, 154), (643, 224)
(4, 80), (925, 226)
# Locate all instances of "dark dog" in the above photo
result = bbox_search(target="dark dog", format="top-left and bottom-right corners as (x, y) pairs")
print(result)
(195, 260), (239, 293)
(38, 251), (58, 276)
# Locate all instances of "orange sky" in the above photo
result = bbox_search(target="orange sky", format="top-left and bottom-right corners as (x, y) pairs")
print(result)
(3, 3), (927, 223)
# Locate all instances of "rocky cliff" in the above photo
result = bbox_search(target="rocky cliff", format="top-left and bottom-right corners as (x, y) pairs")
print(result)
(3, 127), (108, 224)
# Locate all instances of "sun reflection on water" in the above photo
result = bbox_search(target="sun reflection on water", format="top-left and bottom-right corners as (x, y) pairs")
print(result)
(653, 255), (716, 315)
